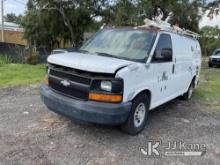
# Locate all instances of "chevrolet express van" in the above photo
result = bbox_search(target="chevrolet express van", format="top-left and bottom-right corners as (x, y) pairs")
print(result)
(40, 22), (201, 135)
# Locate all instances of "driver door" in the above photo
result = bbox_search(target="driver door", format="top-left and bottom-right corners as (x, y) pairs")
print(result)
(151, 33), (175, 107)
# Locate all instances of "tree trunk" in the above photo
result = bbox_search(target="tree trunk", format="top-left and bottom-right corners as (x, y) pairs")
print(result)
(59, 7), (75, 46)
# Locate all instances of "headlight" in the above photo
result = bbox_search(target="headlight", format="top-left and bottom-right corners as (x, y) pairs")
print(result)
(101, 81), (112, 92)
(89, 79), (123, 103)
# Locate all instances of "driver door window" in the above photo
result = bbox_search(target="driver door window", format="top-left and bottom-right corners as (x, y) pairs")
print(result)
(152, 34), (173, 62)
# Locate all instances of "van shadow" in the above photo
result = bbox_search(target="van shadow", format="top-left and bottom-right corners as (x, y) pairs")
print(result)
(65, 98), (193, 139)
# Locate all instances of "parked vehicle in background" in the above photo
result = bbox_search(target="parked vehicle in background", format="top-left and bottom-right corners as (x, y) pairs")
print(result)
(40, 19), (201, 135)
(209, 49), (220, 67)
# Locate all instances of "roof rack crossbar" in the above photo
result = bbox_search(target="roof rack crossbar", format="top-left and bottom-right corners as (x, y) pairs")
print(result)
(139, 18), (200, 39)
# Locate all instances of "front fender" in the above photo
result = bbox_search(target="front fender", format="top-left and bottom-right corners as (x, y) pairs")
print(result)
(115, 63), (154, 104)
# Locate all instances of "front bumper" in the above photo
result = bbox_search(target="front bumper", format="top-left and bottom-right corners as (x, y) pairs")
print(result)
(209, 59), (220, 66)
(40, 84), (131, 125)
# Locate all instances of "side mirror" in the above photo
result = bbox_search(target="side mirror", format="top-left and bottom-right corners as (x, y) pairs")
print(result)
(154, 48), (172, 62)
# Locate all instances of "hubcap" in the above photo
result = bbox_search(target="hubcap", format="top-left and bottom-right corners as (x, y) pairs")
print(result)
(134, 103), (146, 128)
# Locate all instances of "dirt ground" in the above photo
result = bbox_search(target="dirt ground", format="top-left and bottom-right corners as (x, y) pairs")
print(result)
(0, 85), (220, 165)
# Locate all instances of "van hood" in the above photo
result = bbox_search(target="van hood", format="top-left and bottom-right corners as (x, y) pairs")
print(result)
(47, 52), (134, 74)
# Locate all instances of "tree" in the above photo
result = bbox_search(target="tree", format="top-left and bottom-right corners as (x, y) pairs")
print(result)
(101, 0), (204, 32)
(206, 0), (220, 19)
(136, 0), (203, 32)
(4, 13), (23, 24)
(22, 0), (220, 49)
(22, 0), (104, 48)
(200, 26), (220, 56)
(114, 0), (137, 26)
(169, 0), (202, 32)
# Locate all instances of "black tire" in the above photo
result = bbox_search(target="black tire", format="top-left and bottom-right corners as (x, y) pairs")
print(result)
(121, 93), (149, 135)
(182, 82), (193, 100)
(209, 63), (213, 68)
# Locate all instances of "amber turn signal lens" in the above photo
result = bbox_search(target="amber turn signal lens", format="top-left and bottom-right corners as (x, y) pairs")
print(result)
(44, 75), (49, 86)
(89, 93), (122, 103)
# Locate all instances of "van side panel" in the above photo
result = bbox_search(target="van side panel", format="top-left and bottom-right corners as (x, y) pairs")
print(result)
(173, 34), (190, 93)
(171, 34), (199, 93)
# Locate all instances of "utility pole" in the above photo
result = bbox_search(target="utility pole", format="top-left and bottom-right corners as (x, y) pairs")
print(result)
(1, 0), (4, 42)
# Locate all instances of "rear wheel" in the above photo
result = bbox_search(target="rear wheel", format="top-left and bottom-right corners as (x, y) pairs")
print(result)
(209, 63), (213, 68)
(182, 82), (193, 100)
(121, 93), (149, 135)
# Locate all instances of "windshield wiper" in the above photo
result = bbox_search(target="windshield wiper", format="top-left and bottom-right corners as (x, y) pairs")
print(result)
(95, 52), (134, 61)
(95, 51), (145, 62)
(77, 49), (90, 54)
(95, 52), (115, 58)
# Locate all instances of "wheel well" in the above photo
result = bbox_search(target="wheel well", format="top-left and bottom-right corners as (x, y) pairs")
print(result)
(133, 90), (151, 106)
(192, 76), (196, 88)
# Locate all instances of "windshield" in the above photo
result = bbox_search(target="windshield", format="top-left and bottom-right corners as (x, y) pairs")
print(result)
(213, 50), (220, 56)
(80, 28), (156, 61)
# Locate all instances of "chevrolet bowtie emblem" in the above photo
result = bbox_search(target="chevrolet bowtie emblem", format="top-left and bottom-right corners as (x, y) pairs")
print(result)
(61, 79), (71, 87)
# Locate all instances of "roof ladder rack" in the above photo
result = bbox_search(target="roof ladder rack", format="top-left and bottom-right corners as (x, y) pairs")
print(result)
(139, 18), (200, 39)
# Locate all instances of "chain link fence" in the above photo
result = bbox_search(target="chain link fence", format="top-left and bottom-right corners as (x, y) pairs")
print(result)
(0, 42), (51, 64)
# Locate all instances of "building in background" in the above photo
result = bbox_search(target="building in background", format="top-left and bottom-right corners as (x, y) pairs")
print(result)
(0, 22), (27, 46)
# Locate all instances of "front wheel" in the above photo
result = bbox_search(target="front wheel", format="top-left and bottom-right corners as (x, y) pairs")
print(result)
(121, 93), (149, 135)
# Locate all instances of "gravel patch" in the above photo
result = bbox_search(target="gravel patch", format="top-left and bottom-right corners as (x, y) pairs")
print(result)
(0, 86), (219, 165)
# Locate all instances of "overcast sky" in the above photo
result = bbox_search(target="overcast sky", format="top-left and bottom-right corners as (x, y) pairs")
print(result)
(3, 0), (220, 28)
(4, 0), (27, 15)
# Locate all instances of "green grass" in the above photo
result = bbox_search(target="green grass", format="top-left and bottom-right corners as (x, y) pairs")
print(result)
(0, 54), (12, 65)
(0, 64), (45, 87)
(194, 68), (220, 110)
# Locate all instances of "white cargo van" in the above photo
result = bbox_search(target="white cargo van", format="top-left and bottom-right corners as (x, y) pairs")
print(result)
(40, 20), (201, 135)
